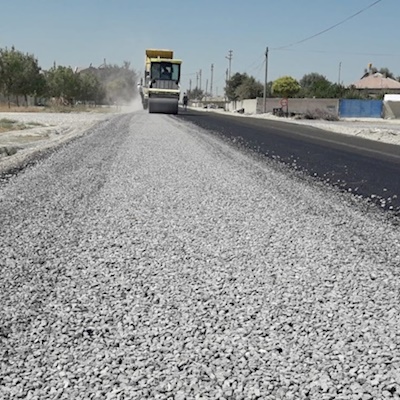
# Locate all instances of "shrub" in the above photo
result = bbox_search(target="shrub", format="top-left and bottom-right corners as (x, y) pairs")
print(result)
(301, 108), (339, 121)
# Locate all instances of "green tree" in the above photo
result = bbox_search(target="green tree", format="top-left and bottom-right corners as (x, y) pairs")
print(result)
(272, 76), (301, 98)
(187, 87), (204, 100)
(225, 72), (264, 101)
(225, 72), (248, 101)
(299, 73), (333, 98)
(17, 53), (46, 104)
(45, 65), (81, 104)
(363, 66), (395, 79)
(0, 46), (23, 106)
(299, 72), (325, 89)
(235, 75), (263, 100)
(378, 67), (395, 79)
(78, 72), (105, 104)
(342, 85), (369, 99)
(0, 47), (43, 106)
(328, 83), (347, 99)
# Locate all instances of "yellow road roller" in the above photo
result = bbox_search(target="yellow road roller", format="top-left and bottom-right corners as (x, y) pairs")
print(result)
(138, 49), (182, 114)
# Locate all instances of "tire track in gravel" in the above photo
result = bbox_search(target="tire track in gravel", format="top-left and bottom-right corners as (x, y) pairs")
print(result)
(1, 111), (400, 399)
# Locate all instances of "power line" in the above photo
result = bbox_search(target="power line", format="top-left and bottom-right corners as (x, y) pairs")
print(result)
(253, 59), (266, 76)
(243, 54), (265, 73)
(273, 0), (384, 50)
(244, 55), (265, 73)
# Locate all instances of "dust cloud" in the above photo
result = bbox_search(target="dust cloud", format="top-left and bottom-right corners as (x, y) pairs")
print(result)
(123, 96), (143, 113)
(112, 95), (144, 114)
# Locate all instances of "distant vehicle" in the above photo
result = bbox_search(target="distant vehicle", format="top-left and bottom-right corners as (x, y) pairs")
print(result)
(138, 49), (182, 114)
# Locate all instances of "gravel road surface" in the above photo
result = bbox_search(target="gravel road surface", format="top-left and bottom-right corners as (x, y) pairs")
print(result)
(1, 111), (400, 399)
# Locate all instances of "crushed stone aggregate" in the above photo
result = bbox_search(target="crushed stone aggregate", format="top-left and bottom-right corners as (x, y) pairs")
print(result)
(0, 111), (399, 399)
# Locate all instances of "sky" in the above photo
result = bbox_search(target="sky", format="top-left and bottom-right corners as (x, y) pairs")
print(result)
(1, 0), (399, 96)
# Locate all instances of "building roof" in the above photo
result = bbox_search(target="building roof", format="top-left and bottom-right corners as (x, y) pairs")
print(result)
(352, 72), (400, 90)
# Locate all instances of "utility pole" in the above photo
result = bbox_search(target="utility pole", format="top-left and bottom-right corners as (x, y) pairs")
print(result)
(226, 50), (233, 80)
(199, 69), (202, 91)
(196, 72), (199, 89)
(263, 47), (269, 114)
(189, 79), (192, 92)
(210, 64), (214, 98)
(225, 68), (228, 101)
(338, 62), (342, 86)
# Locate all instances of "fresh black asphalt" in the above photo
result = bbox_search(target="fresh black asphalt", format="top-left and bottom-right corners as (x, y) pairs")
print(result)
(177, 109), (400, 215)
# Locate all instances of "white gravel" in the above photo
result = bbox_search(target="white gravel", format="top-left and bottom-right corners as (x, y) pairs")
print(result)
(0, 112), (109, 173)
(0, 111), (400, 399)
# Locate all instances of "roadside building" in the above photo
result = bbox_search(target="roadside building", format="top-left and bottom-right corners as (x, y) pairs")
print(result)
(351, 72), (400, 97)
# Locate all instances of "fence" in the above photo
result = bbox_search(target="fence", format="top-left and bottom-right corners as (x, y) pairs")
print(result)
(338, 99), (383, 118)
(225, 98), (394, 119)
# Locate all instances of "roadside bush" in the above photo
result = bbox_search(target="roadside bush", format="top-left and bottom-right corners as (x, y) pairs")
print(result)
(301, 108), (339, 121)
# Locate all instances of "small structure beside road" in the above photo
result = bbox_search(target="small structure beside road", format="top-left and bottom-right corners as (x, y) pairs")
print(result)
(351, 72), (400, 97)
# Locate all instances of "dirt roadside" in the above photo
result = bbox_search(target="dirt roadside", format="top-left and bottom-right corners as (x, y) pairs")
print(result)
(0, 112), (110, 176)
